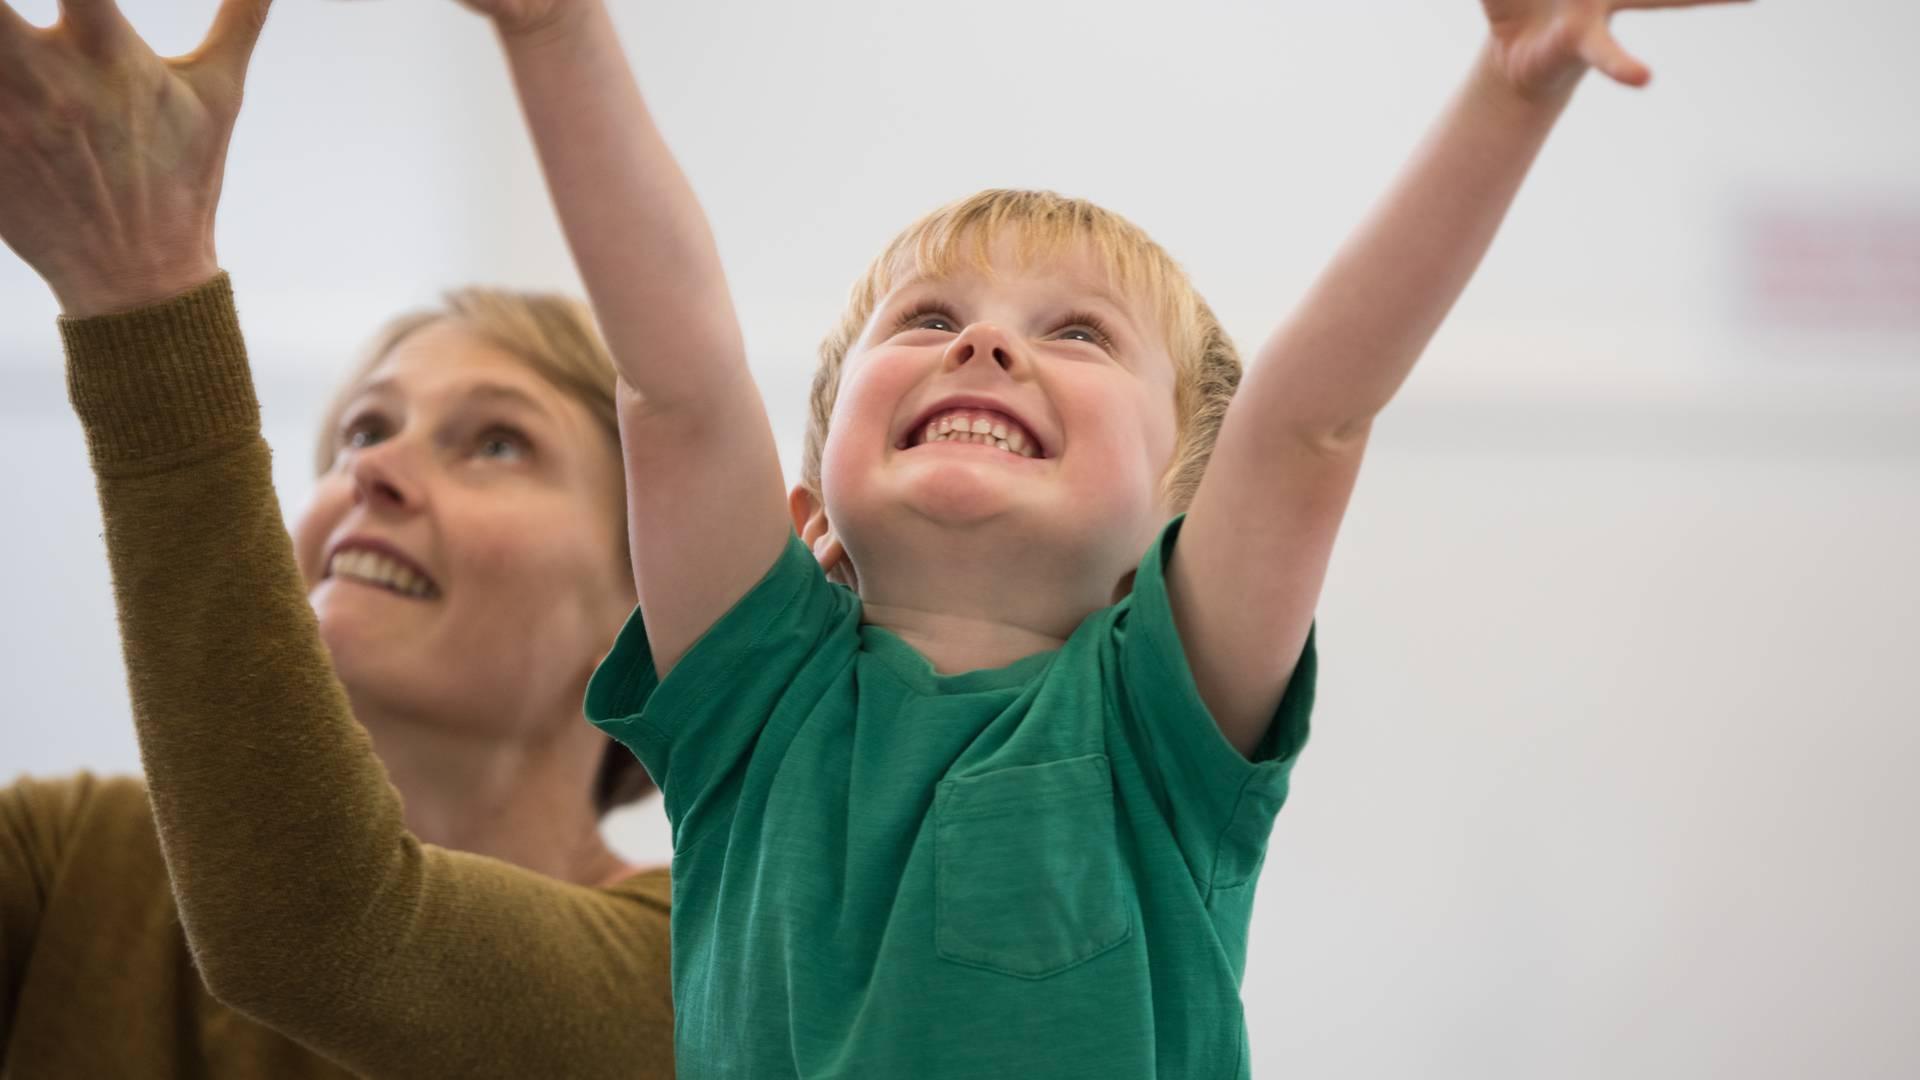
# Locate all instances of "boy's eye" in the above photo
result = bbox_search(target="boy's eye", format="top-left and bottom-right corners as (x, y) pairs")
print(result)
(891, 306), (961, 336)
(1053, 313), (1116, 352)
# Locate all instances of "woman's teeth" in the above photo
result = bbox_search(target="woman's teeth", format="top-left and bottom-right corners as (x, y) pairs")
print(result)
(327, 549), (437, 599)
(918, 409), (1038, 458)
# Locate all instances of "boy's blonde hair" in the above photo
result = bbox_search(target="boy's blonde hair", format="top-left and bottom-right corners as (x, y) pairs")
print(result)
(801, 189), (1241, 512)
(314, 287), (652, 817)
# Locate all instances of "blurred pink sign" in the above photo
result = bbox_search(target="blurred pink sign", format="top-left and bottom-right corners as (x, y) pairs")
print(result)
(1742, 198), (1920, 333)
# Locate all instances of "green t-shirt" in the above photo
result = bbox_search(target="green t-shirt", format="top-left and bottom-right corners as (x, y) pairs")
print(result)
(587, 517), (1315, 1079)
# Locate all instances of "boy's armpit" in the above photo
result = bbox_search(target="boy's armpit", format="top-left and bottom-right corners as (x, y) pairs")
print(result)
(618, 381), (797, 682)
(1113, 519), (1315, 887)
(1163, 426), (1354, 756)
(587, 530), (859, 853)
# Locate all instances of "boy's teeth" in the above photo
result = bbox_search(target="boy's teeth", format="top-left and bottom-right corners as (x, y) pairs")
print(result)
(915, 408), (1040, 458)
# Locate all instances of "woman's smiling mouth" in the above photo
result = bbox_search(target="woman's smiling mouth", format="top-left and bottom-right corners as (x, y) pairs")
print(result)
(324, 544), (440, 600)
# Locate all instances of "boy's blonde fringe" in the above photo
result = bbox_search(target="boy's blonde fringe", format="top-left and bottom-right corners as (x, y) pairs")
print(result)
(801, 189), (1241, 517)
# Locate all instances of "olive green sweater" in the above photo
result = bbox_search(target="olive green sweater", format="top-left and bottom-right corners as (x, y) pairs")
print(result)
(1, 773), (367, 1077)
(2, 275), (674, 1078)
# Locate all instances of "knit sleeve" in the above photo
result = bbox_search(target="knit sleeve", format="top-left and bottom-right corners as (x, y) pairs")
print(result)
(60, 276), (674, 1080)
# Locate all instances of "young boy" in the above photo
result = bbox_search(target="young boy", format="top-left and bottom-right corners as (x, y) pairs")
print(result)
(468, 0), (1746, 1074)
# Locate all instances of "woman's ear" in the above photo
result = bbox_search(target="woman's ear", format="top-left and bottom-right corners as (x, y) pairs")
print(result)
(788, 485), (850, 582)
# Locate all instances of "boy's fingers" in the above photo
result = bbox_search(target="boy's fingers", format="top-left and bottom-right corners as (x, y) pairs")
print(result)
(1611, 0), (1753, 9)
(1581, 24), (1652, 87)
(192, 0), (271, 82)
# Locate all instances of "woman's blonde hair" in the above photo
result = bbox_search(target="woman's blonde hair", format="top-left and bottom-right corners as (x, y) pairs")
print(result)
(802, 189), (1241, 512)
(315, 287), (652, 816)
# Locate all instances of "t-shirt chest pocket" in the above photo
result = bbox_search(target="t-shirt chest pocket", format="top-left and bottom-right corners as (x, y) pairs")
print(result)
(933, 754), (1133, 979)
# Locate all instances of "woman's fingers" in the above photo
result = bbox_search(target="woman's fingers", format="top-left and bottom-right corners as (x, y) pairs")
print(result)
(190, 0), (272, 85)
(0, 0), (253, 313)
(55, 0), (134, 49)
(0, 2), (36, 57)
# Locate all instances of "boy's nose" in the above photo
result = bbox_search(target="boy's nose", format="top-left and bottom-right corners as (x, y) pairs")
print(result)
(943, 323), (1019, 373)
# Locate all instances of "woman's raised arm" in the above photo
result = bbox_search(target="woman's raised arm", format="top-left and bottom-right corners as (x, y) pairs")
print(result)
(2, 5), (673, 1076)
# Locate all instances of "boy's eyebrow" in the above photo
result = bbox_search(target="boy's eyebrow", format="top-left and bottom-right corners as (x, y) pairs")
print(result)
(1072, 285), (1143, 323)
(885, 274), (1142, 321)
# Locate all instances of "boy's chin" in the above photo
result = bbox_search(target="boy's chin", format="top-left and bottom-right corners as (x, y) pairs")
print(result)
(887, 462), (1045, 527)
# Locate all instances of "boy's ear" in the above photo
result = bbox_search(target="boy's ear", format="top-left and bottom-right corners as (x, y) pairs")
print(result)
(788, 485), (849, 579)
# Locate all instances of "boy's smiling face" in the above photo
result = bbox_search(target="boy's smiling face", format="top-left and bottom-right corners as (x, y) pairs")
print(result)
(810, 234), (1182, 627)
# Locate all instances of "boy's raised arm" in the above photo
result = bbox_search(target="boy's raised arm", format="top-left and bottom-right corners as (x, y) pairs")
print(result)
(480, 0), (792, 673)
(1171, 0), (1748, 755)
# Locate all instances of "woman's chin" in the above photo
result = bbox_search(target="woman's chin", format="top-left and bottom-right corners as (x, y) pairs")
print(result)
(311, 590), (431, 667)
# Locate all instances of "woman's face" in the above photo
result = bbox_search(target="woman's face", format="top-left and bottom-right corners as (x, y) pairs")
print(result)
(292, 321), (634, 737)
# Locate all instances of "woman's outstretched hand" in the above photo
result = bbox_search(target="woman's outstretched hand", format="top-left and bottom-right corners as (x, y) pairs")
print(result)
(0, 0), (271, 317)
(1480, 0), (1750, 98)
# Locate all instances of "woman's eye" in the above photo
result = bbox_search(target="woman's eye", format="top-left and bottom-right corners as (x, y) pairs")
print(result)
(340, 417), (388, 450)
(476, 428), (530, 463)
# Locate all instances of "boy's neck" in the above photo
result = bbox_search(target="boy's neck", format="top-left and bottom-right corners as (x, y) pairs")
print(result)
(861, 601), (1072, 674)
(849, 525), (1133, 674)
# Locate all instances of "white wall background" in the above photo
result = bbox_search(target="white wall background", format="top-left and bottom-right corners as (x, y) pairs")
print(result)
(3, 1), (1917, 1076)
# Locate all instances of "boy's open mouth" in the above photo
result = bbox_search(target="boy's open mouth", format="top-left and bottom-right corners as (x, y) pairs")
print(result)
(902, 407), (1043, 459)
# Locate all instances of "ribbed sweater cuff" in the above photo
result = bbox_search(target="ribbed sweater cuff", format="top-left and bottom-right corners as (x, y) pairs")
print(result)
(60, 273), (260, 472)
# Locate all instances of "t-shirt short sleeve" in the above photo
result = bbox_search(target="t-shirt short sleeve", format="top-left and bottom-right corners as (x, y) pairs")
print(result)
(1110, 515), (1317, 895)
(585, 534), (859, 849)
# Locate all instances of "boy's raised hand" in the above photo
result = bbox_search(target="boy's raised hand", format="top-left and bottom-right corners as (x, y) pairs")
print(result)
(436, 0), (580, 38)
(1481, 0), (1750, 95)
(0, 0), (271, 316)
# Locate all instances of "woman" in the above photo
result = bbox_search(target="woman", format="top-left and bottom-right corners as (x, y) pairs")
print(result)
(0, 3), (673, 1076)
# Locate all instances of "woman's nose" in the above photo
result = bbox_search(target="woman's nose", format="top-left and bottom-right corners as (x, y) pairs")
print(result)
(347, 439), (425, 512)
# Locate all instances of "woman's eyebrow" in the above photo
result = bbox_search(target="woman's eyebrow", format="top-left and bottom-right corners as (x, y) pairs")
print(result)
(455, 383), (561, 424)
(347, 378), (561, 424)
